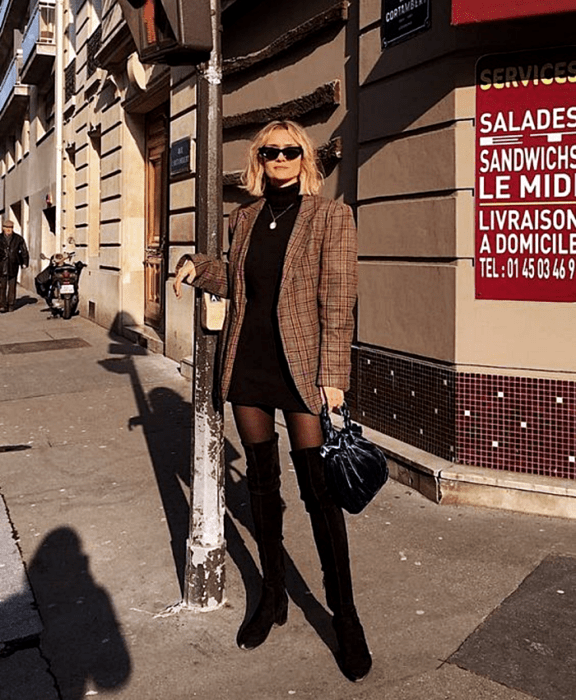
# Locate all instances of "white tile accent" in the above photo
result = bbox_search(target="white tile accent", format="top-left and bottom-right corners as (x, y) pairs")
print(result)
(492, 440), (499, 448)
(464, 410), (471, 417)
(497, 391), (504, 398)
(556, 396), (563, 404)
(521, 421), (528, 428)
(569, 456), (575, 464)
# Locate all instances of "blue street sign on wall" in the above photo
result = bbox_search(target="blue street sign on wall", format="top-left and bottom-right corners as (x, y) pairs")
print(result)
(170, 137), (191, 175)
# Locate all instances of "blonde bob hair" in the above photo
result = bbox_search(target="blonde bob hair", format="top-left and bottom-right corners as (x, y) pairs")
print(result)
(242, 120), (323, 197)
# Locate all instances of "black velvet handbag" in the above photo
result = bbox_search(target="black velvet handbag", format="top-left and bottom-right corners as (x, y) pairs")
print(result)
(320, 402), (389, 514)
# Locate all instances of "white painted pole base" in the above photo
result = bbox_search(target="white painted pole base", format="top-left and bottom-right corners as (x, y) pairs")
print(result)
(183, 540), (226, 610)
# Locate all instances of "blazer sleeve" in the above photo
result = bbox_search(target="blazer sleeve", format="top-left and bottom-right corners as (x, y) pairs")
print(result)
(316, 200), (358, 391)
(175, 253), (229, 298)
(176, 232), (236, 301)
(174, 208), (244, 299)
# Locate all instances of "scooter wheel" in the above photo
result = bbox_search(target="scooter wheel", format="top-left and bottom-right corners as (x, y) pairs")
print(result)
(63, 297), (73, 320)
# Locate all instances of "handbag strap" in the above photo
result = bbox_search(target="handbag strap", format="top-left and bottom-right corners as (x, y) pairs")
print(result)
(339, 401), (363, 438)
(321, 401), (354, 439)
(340, 401), (353, 429)
(320, 403), (337, 442)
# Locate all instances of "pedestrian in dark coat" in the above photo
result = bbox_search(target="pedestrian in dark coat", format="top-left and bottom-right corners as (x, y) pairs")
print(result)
(173, 120), (371, 682)
(0, 219), (29, 312)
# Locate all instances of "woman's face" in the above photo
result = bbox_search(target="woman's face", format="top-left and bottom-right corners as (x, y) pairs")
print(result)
(261, 128), (303, 188)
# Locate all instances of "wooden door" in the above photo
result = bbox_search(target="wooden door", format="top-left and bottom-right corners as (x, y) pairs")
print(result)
(145, 105), (168, 329)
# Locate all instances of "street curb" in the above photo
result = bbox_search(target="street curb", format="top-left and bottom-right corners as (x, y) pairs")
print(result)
(0, 491), (42, 650)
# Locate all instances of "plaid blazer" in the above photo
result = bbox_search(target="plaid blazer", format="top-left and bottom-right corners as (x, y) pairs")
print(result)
(187, 194), (358, 415)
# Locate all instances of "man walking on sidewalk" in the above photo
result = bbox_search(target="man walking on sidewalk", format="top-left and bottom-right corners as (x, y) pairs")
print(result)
(0, 219), (29, 313)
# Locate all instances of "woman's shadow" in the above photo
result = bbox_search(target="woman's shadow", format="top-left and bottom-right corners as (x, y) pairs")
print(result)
(26, 527), (131, 700)
(224, 439), (338, 655)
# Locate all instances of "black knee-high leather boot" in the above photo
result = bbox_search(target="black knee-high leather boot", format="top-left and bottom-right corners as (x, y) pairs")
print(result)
(291, 446), (372, 682)
(237, 433), (288, 650)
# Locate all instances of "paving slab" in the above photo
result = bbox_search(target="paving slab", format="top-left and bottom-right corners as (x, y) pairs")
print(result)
(450, 555), (576, 700)
(2, 293), (576, 699)
(384, 664), (533, 699)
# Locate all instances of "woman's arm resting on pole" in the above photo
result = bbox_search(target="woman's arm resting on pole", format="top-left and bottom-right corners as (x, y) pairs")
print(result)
(173, 259), (196, 298)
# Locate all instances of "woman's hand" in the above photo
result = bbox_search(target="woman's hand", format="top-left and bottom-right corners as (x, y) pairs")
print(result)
(320, 386), (344, 412)
(173, 260), (196, 299)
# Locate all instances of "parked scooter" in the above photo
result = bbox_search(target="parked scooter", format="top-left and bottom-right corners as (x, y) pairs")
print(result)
(35, 251), (86, 319)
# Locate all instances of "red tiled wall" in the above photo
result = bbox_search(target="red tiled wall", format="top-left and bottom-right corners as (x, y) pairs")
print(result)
(347, 347), (456, 462)
(456, 374), (576, 479)
(348, 346), (576, 479)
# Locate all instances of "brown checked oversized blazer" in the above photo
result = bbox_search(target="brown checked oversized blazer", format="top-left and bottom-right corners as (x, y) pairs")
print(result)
(184, 194), (358, 415)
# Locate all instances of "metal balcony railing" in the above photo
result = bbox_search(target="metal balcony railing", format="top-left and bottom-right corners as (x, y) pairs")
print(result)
(65, 58), (75, 102)
(87, 24), (101, 78)
(0, 57), (18, 115)
(22, 0), (56, 68)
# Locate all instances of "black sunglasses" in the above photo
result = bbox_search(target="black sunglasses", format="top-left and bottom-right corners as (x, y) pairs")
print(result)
(258, 146), (303, 161)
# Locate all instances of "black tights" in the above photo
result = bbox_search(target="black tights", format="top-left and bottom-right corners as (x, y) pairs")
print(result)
(232, 404), (323, 452)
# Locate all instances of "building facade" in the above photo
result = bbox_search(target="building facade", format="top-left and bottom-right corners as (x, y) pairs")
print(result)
(1, 0), (576, 514)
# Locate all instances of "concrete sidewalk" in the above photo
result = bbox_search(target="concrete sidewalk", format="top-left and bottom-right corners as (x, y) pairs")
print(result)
(1, 290), (576, 700)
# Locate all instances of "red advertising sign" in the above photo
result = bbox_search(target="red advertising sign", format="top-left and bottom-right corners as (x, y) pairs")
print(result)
(475, 48), (576, 301)
(453, 0), (576, 25)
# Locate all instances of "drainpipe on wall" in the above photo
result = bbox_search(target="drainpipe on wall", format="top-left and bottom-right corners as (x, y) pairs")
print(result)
(54, 0), (64, 251)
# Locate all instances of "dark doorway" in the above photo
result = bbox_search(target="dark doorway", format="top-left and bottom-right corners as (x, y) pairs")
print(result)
(144, 104), (169, 330)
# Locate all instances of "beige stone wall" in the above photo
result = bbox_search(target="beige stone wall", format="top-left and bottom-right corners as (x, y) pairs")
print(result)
(358, 0), (576, 377)
(221, 0), (355, 203)
(163, 0), (356, 363)
(2, 0), (357, 358)
(167, 68), (196, 362)
(12, 0), (576, 382)
(62, 0), (152, 332)
(358, 2), (466, 364)
(2, 81), (56, 289)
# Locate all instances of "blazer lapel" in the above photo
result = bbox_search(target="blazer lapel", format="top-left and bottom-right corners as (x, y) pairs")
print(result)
(278, 195), (317, 298)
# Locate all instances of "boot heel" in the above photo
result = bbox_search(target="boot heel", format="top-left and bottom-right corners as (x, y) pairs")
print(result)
(333, 611), (372, 682)
(237, 588), (288, 650)
(274, 596), (288, 627)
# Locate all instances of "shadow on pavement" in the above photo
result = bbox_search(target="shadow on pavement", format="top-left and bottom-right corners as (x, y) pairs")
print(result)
(26, 527), (131, 700)
(12, 295), (38, 311)
(99, 333), (191, 592)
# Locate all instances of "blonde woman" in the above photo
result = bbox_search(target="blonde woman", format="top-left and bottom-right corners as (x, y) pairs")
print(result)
(174, 121), (371, 682)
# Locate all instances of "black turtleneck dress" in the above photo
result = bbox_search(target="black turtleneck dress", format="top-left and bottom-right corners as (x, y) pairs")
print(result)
(227, 183), (309, 413)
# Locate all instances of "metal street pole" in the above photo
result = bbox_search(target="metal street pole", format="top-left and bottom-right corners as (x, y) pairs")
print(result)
(184, 0), (225, 609)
